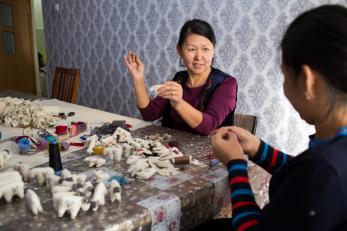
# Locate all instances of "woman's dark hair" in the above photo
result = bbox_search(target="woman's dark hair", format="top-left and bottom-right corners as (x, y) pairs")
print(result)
(281, 4), (347, 93)
(177, 19), (216, 48)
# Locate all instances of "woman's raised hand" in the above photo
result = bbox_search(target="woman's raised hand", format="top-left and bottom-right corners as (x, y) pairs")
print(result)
(124, 51), (145, 83)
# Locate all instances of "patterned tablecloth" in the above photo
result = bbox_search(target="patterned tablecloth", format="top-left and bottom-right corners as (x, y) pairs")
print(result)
(0, 125), (270, 231)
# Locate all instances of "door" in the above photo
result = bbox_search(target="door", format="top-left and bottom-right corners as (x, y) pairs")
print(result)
(0, 0), (36, 94)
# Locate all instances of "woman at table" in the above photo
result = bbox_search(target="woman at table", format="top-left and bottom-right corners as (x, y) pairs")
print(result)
(124, 19), (237, 136)
(207, 4), (347, 231)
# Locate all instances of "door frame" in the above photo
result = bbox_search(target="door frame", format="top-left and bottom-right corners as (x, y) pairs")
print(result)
(0, 0), (38, 94)
(30, 0), (41, 96)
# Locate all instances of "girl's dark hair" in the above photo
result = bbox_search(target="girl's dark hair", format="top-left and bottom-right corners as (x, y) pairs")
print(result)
(177, 19), (216, 48)
(281, 4), (347, 93)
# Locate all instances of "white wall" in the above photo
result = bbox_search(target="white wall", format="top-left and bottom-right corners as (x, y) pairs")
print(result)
(33, 0), (44, 29)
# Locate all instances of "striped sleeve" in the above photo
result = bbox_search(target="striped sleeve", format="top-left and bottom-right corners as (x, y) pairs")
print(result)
(228, 159), (261, 231)
(249, 140), (293, 174)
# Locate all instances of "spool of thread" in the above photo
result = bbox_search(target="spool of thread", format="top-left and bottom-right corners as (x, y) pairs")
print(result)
(59, 142), (70, 151)
(70, 142), (85, 147)
(49, 141), (63, 173)
(18, 137), (31, 154)
(45, 135), (57, 143)
(55, 125), (68, 135)
(170, 155), (192, 164)
(37, 139), (49, 150)
(76, 122), (87, 133)
(93, 145), (104, 155)
(70, 124), (78, 136)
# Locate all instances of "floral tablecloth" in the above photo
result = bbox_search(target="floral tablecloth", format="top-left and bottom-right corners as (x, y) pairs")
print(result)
(0, 125), (270, 230)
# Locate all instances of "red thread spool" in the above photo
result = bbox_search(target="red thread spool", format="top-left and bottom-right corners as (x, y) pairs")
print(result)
(55, 125), (68, 135)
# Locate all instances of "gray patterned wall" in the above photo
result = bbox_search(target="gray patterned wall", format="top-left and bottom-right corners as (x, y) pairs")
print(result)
(42, 0), (346, 155)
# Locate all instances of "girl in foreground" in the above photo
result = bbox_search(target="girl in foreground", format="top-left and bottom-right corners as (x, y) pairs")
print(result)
(210, 4), (347, 231)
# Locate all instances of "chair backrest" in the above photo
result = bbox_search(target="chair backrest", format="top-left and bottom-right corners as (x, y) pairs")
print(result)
(51, 67), (80, 103)
(234, 113), (258, 135)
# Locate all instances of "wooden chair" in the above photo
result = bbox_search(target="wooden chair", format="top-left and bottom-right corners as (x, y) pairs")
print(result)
(51, 67), (80, 103)
(234, 113), (258, 135)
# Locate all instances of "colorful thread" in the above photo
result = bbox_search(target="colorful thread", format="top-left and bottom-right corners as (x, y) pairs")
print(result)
(18, 137), (31, 154)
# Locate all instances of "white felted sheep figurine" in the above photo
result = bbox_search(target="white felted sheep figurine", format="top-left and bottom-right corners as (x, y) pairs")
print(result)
(61, 169), (73, 180)
(101, 135), (116, 147)
(0, 181), (24, 203)
(76, 181), (94, 201)
(84, 156), (106, 168)
(121, 143), (133, 157)
(0, 149), (12, 170)
(109, 179), (121, 203)
(45, 174), (61, 190)
(86, 135), (99, 154)
(135, 167), (157, 180)
(72, 173), (87, 186)
(149, 84), (164, 96)
(113, 127), (133, 143)
(103, 144), (123, 162)
(126, 155), (141, 165)
(90, 182), (107, 211)
(29, 167), (54, 184)
(0, 170), (22, 184)
(77, 181), (94, 196)
(13, 163), (30, 181)
(128, 159), (149, 177)
(133, 138), (150, 148)
(25, 189), (43, 215)
(53, 192), (83, 219)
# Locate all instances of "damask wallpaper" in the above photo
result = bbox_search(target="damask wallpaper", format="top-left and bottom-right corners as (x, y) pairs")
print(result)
(42, 0), (346, 155)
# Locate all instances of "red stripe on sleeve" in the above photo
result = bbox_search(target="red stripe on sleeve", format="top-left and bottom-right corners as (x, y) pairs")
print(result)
(271, 149), (278, 168)
(266, 149), (278, 170)
(232, 201), (257, 210)
(237, 219), (259, 231)
(229, 176), (249, 185)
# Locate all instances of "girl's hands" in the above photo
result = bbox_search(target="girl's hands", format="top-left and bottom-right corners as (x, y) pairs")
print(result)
(211, 126), (261, 161)
(124, 51), (145, 84)
(223, 126), (261, 158)
(157, 81), (183, 108)
(211, 128), (245, 165)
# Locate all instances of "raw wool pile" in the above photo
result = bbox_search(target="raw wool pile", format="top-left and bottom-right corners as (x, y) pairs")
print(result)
(0, 97), (58, 129)
(87, 127), (185, 180)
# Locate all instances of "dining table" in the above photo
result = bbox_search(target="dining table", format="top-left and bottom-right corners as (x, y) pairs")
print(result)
(0, 90), (270, 231)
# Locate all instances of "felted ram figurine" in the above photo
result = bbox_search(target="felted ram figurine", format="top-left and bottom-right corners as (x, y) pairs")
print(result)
(25, 189), (43, 215)
(0, 171), (24, 203)
(84, 156), (106, 168)
(0, 149), (12, 170)
(29, 167), (54, 184)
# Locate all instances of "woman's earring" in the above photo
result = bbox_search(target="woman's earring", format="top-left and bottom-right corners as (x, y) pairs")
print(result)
(179, 57), (186, 67)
